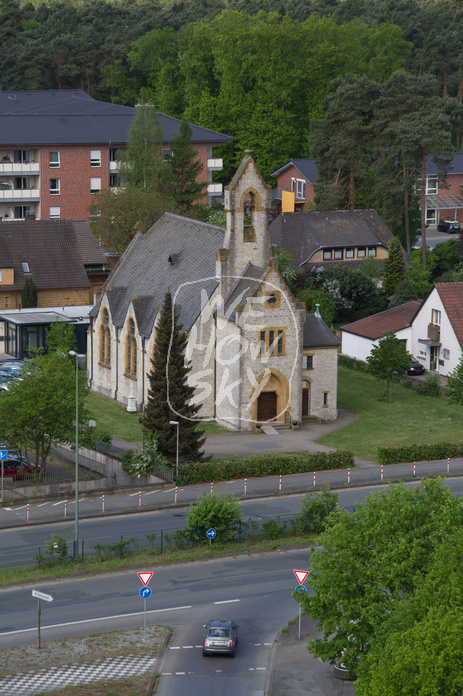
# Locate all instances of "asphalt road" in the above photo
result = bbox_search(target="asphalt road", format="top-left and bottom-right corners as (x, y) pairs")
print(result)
(413, 226), (456, 249)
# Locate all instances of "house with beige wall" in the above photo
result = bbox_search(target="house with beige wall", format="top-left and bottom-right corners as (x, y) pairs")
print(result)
(88, 152), (340, 430)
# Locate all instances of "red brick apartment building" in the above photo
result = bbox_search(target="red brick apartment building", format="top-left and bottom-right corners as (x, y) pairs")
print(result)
(0, 90), (232, 222)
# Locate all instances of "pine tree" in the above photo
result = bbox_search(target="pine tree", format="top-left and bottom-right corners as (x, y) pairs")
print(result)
(143, 291), (207, 464)
(383, 236), (406, 298)
(169, 120), (206, 213)
(21, 277), (38, 308)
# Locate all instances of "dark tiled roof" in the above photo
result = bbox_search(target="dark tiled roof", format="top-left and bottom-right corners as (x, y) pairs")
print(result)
(71, 221), (105, 266)
(426, 153), (463, 176)
(0, 90), (233, 146)
(94, 213), (225, 335)
(434, 283), (463, 346)
(220, 262), (266, 322)
(0, 220), (90, 290)
(303, 313), (341, 348)
(341, 301), (422, 340)
(269, 210), (395, 267)
(270, 158), (319, 183)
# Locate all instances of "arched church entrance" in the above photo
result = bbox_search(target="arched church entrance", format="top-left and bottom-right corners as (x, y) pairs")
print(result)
(302, 379), (311, 416)
(250, 369), (290, 423)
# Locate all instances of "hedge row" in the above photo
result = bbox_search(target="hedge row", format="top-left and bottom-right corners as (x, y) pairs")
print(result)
(338, 354), (369, 371)
(177, 450), (354, 486)
(377, 442), (463, 465)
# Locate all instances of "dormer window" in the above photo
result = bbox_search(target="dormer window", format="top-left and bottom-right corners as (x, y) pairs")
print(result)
(21, 262), (30, 274)
(243, 191), (256, 242)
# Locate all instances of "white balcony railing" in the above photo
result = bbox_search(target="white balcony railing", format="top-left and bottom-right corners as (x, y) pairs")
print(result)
(0, 162), (40, 175)
(0, 189), (40, 200)
(207, 183), (223, 196)
(207, 158), (223, 171)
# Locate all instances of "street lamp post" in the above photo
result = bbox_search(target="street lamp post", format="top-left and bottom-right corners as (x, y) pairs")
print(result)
(69, 351), (85, 558)
(169, 420), (179, 480)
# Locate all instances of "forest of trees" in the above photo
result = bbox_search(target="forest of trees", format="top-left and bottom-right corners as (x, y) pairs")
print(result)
(2, 0), (463, 234)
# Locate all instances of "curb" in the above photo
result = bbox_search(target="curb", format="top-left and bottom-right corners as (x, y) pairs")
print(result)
(147, 627), (173, 696)
(264, 626), (283, 696)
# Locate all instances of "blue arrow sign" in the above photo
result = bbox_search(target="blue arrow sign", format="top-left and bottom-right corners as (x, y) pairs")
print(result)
(206, 528), (216, 539)
(0, 450), (7, 461)
(139, 587), (151, 599)
(294, 585), (307, 593)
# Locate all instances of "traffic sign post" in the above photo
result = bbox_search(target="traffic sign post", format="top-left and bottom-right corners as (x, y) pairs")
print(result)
(292, 570), (309, 640)
(32, 589), (53, 650)
(137, 572), (153, 641)
(0, 449), (7, 502)
(206, 528), (216, 546)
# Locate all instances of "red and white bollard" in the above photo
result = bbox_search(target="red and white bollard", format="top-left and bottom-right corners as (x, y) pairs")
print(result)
(413, 461), (416, 478)
(175, 486), (178, 504)
(64, 499), (67, 518)
(102, 494), (105, 512)
(347, 468), (351, 484)
(313, 472), (316, 487)
(138, 490), (142, 508)
(211, 482), (214, 494)
(244, 478), (247, 495)
(279, 474), (282, 492)
(447, 458), (450, 474)
(27, 504), (30, 522)
(381, 465), (384, 481)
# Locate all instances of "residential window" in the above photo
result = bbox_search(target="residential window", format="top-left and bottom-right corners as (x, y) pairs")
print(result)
(14, 150), (30, 164)
(5, 298), (8, 308)
(432, 309), (441, 325)
(357, 247), (366, 258)
(345, 248), (354, 259)
(243, 191), (256, 242)
(110, 148), (118, 162)
(163, 148), (172, 162)
(426, 208), (437, 225)
(90, 177), (101, 194)
(21, 262), (30, 274)
(100, 308), (111, 366)
(109, 174), (118, 187)
(323, 249), (332, 260)
(259, 328), (285, 356)
(426, 176), (438, 195)
(49, 206), (60, 220)
(323, 391), (329, 407)
(14, 177), (31, 190)
(0, 271), (2, 282)
(306, 355), (313, 370)
(49, 151), (60, 168)
(443, 348), (450, 360)
(90, 150), (101, 167)
(126, 318), (137, 376)
(334, 249), (343, 260)
(50, 178), (60, 195)
(14, 205), (31, 219)
(295, 179), (305, 199)
(368, 247), (377, 257)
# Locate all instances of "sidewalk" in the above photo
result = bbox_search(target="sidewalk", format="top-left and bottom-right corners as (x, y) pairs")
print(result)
(267, 614), (355, 696)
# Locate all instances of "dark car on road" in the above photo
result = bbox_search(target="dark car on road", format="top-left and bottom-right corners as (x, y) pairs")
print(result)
(407, 358), (425, 376)
(203, 620), (239, 657)
(437, 219), (461, 234)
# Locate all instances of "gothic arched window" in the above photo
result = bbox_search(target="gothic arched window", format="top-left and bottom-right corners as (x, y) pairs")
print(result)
(243, 191), (256, 242)
(99, 307), (111, 366)
(126, 317), (137, 376)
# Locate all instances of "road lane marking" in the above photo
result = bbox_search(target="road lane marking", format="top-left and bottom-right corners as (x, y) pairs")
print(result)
(37, 503), (50, 507)
(0, 605), (193, 638)
(13, 506), (27, 511)
(170, 647), (181, 650)
(213, 599), (240, 604)
(264, 643), (273, 646)
(256, 667), (266, 670)
(183, 646), (194, 649)
(176, 672), (186, 675)
(52, 500), (66, 506)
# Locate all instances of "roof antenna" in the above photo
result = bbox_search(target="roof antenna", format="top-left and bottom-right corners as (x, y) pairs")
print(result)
(314, 303), (321, 318)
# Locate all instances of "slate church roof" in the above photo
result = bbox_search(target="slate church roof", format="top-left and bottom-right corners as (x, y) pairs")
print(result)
(90, 213), (225, 336)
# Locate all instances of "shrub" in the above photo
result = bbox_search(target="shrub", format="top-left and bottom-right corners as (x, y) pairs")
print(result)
(121, 449), (136, 474)
(122, 437), (170, 476)
(184, 490), (242, 543)
(416, 373), (441, 398)
(378, 442), (463, 465)
(296, 483), (339, 534)
(338, 355), (369, 371)
(80, 425), (112, 450)
(177, 450), (354, 486)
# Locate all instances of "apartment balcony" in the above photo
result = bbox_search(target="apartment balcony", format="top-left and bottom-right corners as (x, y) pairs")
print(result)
(428, 324), (440, 342)
(207, 158), (223, 171)
(0, 162), (40, 175)
(0, 188), (40, 201)
(109, 161), (118, 171)
(207, 183), (223, 196)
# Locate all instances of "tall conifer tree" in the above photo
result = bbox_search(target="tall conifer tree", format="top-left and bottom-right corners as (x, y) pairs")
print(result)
(143, 291), (207, 464)
(169, 120), (206, 213)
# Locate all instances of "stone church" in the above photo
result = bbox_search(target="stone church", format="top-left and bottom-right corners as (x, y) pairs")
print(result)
(87, 152), (340, 430)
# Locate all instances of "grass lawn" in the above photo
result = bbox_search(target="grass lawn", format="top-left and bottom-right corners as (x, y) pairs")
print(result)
(316, 366), (463, 463)
(85, 392), (228, 442)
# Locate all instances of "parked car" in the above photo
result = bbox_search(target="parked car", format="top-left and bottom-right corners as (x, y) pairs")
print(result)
(407, 358), (425, 376)
(437, 219), (461, 234)
(202, 620), (239, 657)
(0, 455), (40, 480)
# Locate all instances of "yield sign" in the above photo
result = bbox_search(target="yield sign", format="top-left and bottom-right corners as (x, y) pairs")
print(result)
(137, 572), (153, 586)
(293, 569), (309, 585)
